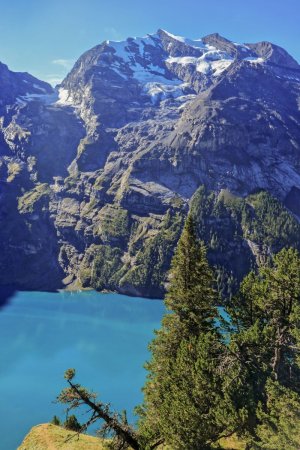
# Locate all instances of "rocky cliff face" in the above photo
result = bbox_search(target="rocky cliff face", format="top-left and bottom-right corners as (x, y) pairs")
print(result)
(1, 30), (300, 297)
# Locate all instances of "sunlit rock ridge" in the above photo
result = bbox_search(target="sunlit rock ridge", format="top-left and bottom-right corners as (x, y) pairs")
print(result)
(1, 30), (300, 297)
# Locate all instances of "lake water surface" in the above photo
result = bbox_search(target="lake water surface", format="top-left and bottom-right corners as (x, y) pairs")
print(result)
(0, 290), (164, 450)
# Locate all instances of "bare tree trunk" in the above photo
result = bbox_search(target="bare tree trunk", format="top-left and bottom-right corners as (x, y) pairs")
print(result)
(272, 325), (286, 381)
(67, 379), (141, 450)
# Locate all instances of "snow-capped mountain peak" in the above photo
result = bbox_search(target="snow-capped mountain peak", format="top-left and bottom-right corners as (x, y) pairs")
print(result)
(1, 30), (300, 296)
(57, 29), (300, 118)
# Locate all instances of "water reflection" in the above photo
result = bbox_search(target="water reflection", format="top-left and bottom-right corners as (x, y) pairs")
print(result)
(0, 285), (16, 309)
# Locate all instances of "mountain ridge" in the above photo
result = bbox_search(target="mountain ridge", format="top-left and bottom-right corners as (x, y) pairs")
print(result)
(0, 30), (300, 297)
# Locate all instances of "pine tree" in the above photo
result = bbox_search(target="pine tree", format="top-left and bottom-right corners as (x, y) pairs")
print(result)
(138, 215), (239, 449)
(253, 379), (300, 450)
(51, 415), (61, 426)
(64, 414), (81, 432)
(58, 368), (141, 450)
(231, 248), (300, 390)
(54, 218), (300, 449)
(228, 247), (300, 446)
(165, 215), (218, 336)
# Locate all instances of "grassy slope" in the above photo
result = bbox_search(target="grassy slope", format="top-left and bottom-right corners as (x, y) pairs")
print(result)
(18, 423), (105, 450)
(18, 423), (246, 450)
(215, 435), (246, 449)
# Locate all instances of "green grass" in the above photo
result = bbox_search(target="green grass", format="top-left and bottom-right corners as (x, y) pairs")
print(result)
(18, 423), (247, 449)
(215, 435), (246, 449)
(18, 423), (106, 449)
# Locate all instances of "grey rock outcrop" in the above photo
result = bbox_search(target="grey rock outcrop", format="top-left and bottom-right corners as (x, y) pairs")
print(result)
(1, 30), (300, 297)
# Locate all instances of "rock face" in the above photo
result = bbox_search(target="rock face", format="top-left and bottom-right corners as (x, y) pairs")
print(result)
(1, 30), (300, 297)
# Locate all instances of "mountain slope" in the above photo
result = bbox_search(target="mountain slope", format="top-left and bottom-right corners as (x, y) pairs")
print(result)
(1, 30), (300, 296)
(18, 424), (105, 449)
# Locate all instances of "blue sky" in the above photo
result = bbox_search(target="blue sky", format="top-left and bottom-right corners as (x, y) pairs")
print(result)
(0, 0), (299, 86)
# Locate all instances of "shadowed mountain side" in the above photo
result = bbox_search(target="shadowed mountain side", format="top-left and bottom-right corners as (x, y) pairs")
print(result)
(0, 30), (300, 297)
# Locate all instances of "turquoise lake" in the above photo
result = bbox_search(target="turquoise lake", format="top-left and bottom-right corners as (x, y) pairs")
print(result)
(0, 290), (165, 450)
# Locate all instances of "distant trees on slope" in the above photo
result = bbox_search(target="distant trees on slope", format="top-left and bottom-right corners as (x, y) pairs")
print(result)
(56, 215), (300, 450)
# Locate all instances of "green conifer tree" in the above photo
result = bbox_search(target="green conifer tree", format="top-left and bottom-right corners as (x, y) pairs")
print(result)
(138, 215), (239, 449)
(229, 247), (300, 447)
(165, 215), (218, 335)
(253, 379), (300, 450)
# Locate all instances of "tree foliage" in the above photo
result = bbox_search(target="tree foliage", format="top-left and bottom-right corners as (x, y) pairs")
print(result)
(190, 186), (300, 300)
(253, 379), (300, 450)
(228, 247), (300, 448)
(140, 238), (300, 449)
(138, 216), (242, 449)
(57, 368), (140, 450)
(64, 414), (81, 432)
(56, 214), (300, 450)
(51, 415), (61, 426)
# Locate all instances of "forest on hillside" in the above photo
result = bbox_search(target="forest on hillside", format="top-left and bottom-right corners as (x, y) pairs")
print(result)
(56, 215), (300, 450)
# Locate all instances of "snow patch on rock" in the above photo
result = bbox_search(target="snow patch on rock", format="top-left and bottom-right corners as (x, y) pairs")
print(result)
(17, 91), (58, 105)
(143, 81), (189, 104)
(245, 57), (265, 64)
(167, 50), (234, 77)
(56, 88), (74, 106)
